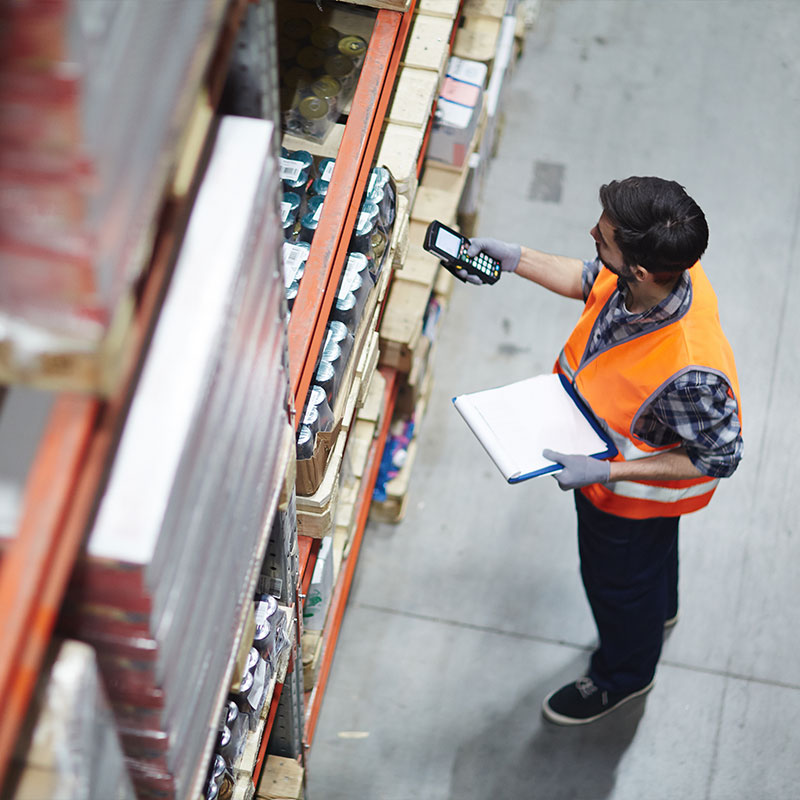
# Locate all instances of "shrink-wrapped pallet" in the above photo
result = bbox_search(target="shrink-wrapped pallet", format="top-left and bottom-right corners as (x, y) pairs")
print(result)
(0, 0), (228, 391)
(60, 116), (291, 799)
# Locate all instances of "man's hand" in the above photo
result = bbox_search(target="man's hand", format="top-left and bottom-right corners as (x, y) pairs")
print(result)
(542, 449), (611, 491)
(467, 237), (521, 272)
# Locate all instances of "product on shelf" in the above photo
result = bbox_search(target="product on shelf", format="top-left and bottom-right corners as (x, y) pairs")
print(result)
(277, 14), (368, 142)
(427, 56), (489, 167)
(0, 1), (229, 381)
(7, 640), (136, 800)
(60, 117), (291, 799)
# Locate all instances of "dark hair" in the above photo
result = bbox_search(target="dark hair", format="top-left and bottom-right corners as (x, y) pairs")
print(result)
(599, 177), (708, 274)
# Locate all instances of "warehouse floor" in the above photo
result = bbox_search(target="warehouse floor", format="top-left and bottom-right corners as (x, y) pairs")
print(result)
(306, 1), (800, 798)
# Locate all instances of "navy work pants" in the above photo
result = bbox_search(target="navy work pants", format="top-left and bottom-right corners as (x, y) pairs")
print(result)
(574, 490), (679, 694)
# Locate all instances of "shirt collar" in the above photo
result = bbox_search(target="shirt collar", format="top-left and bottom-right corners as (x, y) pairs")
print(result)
(615, 269), (691, 323)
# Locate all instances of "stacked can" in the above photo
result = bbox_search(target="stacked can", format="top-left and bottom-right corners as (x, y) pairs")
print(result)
(278, 16), (368, 141)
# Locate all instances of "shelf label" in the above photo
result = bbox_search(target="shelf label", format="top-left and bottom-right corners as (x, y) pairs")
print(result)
(280, 157), (304, 182)
(282, 243), (307, 287)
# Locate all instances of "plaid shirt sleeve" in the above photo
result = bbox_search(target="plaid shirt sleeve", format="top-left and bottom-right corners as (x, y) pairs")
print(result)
(634, 370), (743, 478)
(582, 258), (602, 301)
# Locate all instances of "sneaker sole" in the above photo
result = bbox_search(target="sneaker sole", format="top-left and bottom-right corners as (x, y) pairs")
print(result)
(664, 612), (679, 629)
(541, 680), (655, 726)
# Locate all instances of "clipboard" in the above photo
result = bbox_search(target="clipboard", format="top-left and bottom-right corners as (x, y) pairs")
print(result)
(452, 373), (617, 484)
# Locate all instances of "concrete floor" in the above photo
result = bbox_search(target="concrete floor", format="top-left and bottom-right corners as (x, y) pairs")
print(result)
(306, 1), (800, 798)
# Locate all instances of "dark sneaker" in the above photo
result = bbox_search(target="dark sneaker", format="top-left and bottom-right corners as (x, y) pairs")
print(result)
(542, 676), (654, 726)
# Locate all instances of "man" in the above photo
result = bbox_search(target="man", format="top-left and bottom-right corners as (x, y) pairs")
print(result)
(465, 177), (742, 725)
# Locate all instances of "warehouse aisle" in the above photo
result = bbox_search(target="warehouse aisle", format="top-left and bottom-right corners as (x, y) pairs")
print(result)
(307, 1), (800, 798)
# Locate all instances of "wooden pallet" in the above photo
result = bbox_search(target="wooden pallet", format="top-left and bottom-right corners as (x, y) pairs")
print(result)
(379, 101), (486, 373)
(340, 0), (412, 11)
(416, 0), (461, 19)
(255, 755), (304, 800)
(386, 67), (441, 129)
(453, 13), (503, 62)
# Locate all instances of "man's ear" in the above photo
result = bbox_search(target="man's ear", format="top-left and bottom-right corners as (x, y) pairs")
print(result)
(633, 264), (650, 282)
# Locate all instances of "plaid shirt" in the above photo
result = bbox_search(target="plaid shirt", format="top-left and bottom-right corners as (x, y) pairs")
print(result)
(580, 258), (742, 478)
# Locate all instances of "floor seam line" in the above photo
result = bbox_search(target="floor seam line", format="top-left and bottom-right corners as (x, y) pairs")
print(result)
(356, 602), (800, 692)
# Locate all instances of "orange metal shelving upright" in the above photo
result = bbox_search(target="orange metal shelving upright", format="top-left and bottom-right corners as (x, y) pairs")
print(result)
(283, 0), (416, 764)
(287, 1), (417, 416)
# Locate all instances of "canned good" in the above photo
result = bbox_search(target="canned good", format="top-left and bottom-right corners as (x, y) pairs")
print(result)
(299, 195), (325, 243)
(346, 251), (374, 289)
(296, 45), (326, 72)
(324, 54), (356, 93)
(281, 67), (313, 104)
(350, 200), (379, 254)
(311, 25), (341, 51)
(314, 360), (336, 405)
(233, 670), (254, 712)
(338, 35), (367, 62)
(254, 594), (278, 657)
(217, 725), (234, 762)
(278, 37), (298, 64)
(328, 319), (354, 363)
(369, 166), (396, 226)
(286, 280), (299, 310)
(310, 177), (329, 198)
(297, 95), (331, 139)
(312, 75), (341, 107)
(321, 339), (346, 387)
(308, 385), (334, 433)
(318, 157), (336, 183)
(297, 424), (314, 460)
(212, 755), (226, 782)
(332, 291), (358, 332)
(282, 240), (309, 285)
(282, 16), (312, 42)
(280, 149), (312, 190)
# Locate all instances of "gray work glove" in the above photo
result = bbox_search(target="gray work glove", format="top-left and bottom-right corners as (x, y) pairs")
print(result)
(542, 449), (611, 491)
(452, 237), (521, 284)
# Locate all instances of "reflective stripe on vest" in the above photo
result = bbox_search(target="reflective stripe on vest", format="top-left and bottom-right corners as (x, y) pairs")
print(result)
(556, 262), (741, 520)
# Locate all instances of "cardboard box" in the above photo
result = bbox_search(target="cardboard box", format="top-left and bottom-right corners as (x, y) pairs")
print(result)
(302, 535), (334, 631)
(427, 57), (488, 168)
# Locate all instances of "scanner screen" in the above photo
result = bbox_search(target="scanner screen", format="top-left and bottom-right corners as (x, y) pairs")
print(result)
(435, 227), (461, 258)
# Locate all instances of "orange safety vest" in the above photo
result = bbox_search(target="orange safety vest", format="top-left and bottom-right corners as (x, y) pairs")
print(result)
(556, 263), (741, 520)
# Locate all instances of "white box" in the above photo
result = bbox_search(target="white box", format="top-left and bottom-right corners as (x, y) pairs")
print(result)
(302, 536), (334, 631)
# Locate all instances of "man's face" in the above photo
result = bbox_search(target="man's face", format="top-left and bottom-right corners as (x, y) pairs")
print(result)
(590, 213), (637, 281)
